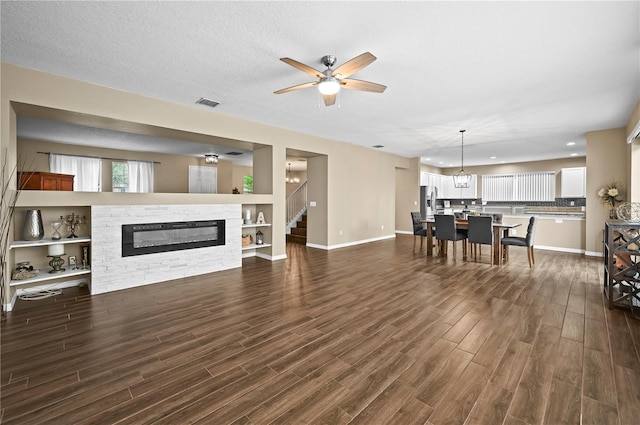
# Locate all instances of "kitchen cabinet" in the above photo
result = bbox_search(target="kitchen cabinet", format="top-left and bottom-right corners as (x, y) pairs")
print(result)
(18, 172), (74, 191)
(561, 167), (586, 197)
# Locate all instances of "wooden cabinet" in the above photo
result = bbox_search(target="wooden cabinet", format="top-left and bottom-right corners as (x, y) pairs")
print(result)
(18, 172), (74, 191)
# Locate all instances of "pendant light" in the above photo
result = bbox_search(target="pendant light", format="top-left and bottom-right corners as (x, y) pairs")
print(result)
(286, 162), (299, 184)
(453, 130), (471, 188)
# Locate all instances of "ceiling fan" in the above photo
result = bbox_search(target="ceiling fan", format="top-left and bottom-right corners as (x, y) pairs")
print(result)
(274, 52), (387, 106)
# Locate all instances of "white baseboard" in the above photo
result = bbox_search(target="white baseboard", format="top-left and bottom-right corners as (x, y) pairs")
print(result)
(242, 251), (287, 261)
(307, 234), (396, 251)
(585, 250), (604, 257)
(395, 230), (413, 235)
(535, 245), (584, 254)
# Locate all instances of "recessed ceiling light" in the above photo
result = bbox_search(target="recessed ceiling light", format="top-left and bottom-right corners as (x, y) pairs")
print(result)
(566, 142), (576, 146)
(490, 156), (497, 159)
(424, 158), (431, 161)
(500, 161), (506, 164)
(438, 161), (444, 164)
(570, 153), (578, 156)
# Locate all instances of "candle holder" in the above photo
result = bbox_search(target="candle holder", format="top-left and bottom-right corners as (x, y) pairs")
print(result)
(63, 213), (85, 238)
(47, 254), (66, 273)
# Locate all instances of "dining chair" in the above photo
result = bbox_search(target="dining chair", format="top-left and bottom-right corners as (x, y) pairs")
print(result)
(434, 214), (467, 259)
(501, 216), (537, 267)
(467, 215), (494, 263)
(410, 212), (427, 251)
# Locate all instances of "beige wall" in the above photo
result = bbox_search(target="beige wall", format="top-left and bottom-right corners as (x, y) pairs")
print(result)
(586, 127), (628, 255)
(0, 62), (409, 250)
(395, 158), (421, 233)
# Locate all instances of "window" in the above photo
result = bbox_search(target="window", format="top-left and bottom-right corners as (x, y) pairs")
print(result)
(112, 161), (154, 193)
(50, 154), (102, 192)
(112, 162), (128, 192)
(482, 171), (555, 201)
(243, 175), (253, 194)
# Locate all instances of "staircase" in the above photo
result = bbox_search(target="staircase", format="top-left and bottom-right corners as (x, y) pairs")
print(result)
(286, 213), (307, 244)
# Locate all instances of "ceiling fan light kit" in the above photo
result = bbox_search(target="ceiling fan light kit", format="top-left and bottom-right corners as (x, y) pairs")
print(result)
(204, 154), (219, 164)
(275, 52), (386, 106)
(453, 130), (471, 189)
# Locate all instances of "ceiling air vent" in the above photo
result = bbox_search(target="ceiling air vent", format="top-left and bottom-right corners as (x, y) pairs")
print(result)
(372, 145), (384, 149)
(225, 151), (244, 156)
(196, 98), (220, 108)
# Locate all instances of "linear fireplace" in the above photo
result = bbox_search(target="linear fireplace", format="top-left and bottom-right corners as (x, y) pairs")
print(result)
(122, 219), (225, 257)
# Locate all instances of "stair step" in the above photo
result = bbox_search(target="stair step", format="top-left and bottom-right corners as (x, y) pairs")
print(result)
(286, 234), (306, 244)
(296, 221), (307, 229)
(291, 227), (307, 236)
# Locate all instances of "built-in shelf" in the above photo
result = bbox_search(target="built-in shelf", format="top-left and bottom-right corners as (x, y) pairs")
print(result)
(242, 243), (272, 251)
(241, 223), (272, 229)
(10, 236), (91, 249)
(10, 267), (91, 287)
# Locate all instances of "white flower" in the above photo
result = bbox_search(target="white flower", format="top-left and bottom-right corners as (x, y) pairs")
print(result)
(597, 189), (606, 197)
(608, 188), (619, 197)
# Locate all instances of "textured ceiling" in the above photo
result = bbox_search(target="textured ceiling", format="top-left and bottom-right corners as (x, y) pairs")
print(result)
(2, 1), (639, 169)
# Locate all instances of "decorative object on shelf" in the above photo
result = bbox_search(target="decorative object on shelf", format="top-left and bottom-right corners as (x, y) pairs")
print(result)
(63, 213), (85, 238)
(453, 130), (471, 189)
(51, 220), (63, 240)
(286, 163), (300, 184)
(80, 244), (90, 269)
(598, 181), (624, 218)
(69, 255), (78, 270)
(244, 209), (252, 225)
(23, 209), (45, 241)
(232, 187), (240, 194)
(242, 235), (252, 247)
(256, 212), (266, 225)
(616, 202), (640, 221)
(13, 261), (37, 279)
(47, 244), (65, 273)
(256, 230), (264, 245)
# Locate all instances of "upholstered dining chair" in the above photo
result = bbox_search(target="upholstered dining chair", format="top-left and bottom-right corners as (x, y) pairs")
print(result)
(434, 214), (467, 259)
(411, 212), (427, 251)
(501, 216), (537, 267)
(467, 215), (494, 263)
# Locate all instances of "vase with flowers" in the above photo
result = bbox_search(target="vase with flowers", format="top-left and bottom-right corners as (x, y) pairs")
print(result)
(597, 182), (624, 219)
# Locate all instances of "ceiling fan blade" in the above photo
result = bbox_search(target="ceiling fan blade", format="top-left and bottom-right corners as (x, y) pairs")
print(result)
(274, 81), (318, 94)
(332, 52), (376, 79)
(341, 78), (387, 93)
(280, 57), (325, 79)
(323, 94), (337, 106)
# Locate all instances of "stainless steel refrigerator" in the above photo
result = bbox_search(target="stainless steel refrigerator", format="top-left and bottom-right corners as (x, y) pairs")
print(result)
(420, 186), (438, 219)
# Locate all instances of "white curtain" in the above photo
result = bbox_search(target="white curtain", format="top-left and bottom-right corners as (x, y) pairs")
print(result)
(127, 161), (154, 193)
(49, 154), (102, 192)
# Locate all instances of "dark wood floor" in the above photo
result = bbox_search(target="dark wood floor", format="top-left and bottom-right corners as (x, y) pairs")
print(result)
(2, 235), (640, 424)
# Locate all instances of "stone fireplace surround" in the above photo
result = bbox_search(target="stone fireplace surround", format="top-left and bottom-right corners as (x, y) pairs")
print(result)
(91, 204), (242, 295)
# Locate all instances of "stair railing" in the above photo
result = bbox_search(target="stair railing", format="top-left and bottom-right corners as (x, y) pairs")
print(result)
(286, 181), (307, 233)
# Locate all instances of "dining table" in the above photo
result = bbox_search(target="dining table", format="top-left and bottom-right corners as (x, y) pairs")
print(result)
(420, 217), (521, 265)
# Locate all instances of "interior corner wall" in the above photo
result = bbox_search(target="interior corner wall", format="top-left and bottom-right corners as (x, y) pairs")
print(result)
(585, 127), (628, 254)
(306, 155), (328, 247)
(395, 158), (421, 233)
